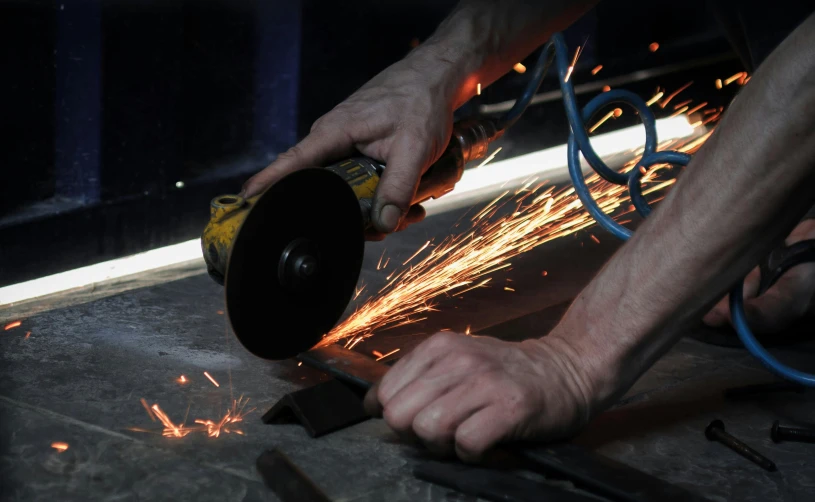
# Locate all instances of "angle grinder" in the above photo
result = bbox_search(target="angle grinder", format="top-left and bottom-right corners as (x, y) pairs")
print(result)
(201, 118), (503, 360)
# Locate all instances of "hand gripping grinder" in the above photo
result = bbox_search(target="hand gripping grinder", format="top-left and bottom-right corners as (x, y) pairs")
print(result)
(201, 119), (502, 360)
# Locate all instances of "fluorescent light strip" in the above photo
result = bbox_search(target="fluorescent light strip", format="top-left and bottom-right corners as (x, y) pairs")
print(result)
(1, 117), (696, 306)
(425, 116), (696, 214)
(0, 239), (204, 306)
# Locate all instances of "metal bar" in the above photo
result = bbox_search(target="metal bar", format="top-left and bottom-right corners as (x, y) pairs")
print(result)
(256, 449), (332, 502)
(297, 344), (388, 391)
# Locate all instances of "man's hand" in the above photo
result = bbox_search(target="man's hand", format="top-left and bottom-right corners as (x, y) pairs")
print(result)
(242, 51), (458, 239)
(363, 332), (594, 461)
(703, 219), (815, 333)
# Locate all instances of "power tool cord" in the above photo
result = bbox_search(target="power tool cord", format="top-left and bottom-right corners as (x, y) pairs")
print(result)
(500, 32), (815, 386)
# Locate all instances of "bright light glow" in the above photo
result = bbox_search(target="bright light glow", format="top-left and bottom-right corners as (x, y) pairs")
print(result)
(425, 117), (696, 215)
(0, 239), (203, 306)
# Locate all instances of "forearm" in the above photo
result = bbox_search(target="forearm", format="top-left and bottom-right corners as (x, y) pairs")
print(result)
(551, 14), (815, 410)
(407, 0), (598, 110)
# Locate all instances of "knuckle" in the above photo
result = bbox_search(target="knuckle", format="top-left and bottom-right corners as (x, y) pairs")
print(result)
(426, 331), (460, 351)
(454, 429), (485, 461)
(413, 408), (449, 442)
(276, 144), (306, 163)
(383, 406), (412, 434)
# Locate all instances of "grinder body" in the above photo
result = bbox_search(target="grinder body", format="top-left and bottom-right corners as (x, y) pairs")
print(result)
(201, 118), (501, 360)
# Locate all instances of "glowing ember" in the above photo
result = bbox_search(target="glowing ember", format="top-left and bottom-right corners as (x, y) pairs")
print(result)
(140, 398), (156, 422)
(724, 72), (745, 85)
(541, 271), (548, 277)
(177, 375), (188, 384)
(591, 65), (603, 75)
(660, 81), (693, 108)
(203, 371), (220, 388)
(564, 45), (583, 83)
(602, 85), (611, 92)
(513, 62), (527, 74)
(715, 79), (723, 89)
(24, 331), (31, 339)
(216, 310), (224, 315)
(476, 83), (481, 95)
(648, 42), (660, 52)
(4, 321), (22, 331)
(297, 361), (303, 366)
(504, 287), (516, 292)
(465, 325), (471, 336)
(375, 348), (400, 361)
(51, 442), (69, 452)
(590, 234), (600, 244)
(136, 397), (255, 439)
(646, 91), (664, 106)
(372, 350), (384, 358)
(588, 108), (622, 133)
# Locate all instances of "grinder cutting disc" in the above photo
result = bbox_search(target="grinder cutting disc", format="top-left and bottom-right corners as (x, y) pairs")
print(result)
(225, 169), (365, 360)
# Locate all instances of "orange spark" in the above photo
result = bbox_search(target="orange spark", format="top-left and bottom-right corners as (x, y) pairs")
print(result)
(24, 331), (31, 339)
(177, 375), (188, 384)
(4, 321), (21, 331)
(140, 398), (156, 422)
(590, 234), (600, 244)
(403, 241), (431, 265)
(372, 350), (384, 358)
(216, 310), (224, 315)
(564, 45), (583, 83)
(151, 404), (185, 437)
(504, 287), (515, 292)
(660, 81), (693, 108)
(669, 106), (689, 118)
(602, 85), (611, 92)
(203, 371), (220, 388)
(297, 361), (302, 366)
(588, 108), (622, 133)
(673, 99), (692, 110)
(465, 325), (471, 336)
(476, 83), (481, 95)
(541, 271), (548, 277)
(51, 442), (69, 452)
(375, 348), (400, 361)
(686, 102), (708, 116)
(646, 91), (664, 106)
(639, 166), (647, 175)
(724, 72), (745, 85)
(591, 65), (603, 75)
(513, 62), (527, 74)
(715, 79), (723, 89)
(648, 42), (659, 52)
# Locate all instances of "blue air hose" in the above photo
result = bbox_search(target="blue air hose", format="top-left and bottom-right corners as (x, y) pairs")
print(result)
(502, 33), (815, 387)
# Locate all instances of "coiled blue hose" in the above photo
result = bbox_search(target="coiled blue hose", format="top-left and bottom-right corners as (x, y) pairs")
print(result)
(505, 33), (815, 387)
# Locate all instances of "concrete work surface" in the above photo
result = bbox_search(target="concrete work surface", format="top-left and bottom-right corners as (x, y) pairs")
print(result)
(2, 184), (815, 502)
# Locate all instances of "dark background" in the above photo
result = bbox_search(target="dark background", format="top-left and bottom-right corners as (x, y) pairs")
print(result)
(1, 0), (743, 287)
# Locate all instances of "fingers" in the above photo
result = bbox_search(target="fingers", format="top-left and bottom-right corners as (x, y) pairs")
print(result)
(702, 266), (761, 327)
(455, 406), (514, 463)
(411, 383), (489, 456)
(377, 332), (457, 405)
(364, 204), (426, 241)
(242, 125), (354, 197)
(372, 132), (431, 234)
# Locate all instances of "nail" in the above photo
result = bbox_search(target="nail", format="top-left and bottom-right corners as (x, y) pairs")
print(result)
(379, 204), (402, 233)
(705, 419), (777, 472)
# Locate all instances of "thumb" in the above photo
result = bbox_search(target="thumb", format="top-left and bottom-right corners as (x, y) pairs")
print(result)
(372, 133), (431, 234)
(243, 126), (354, 197)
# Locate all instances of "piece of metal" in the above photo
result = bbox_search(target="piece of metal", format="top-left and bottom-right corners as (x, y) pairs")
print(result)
(723, 381), (805, 400)
(414, 460), (600, 502)
(297, 344), (389, 391)
(771, 420), (815, 444)
(256, 449), (332, 502)
(262, 378), (368, 437)
(705, 419), (777, 472)
(514, 443), (710, 502)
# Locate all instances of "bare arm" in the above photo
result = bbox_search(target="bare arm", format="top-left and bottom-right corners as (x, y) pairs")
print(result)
(365, 13), (815, 461)
(243, 0), (597, 235)
(551, 13), (815, 414)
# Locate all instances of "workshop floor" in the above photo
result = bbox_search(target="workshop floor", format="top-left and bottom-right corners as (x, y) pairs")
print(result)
(2, 180), (815, 501)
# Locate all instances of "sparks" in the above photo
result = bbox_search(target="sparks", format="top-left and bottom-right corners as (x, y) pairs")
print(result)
(513, 62), (526, 73)
(504, 287), (515, 292)
(648, 42), (659, 52)
(403, 241), (431, 265)
(686, 102), (708, 116)
(646, 91), (664, 106)
(602, 85), (611, 92)
(715, 79), (723, 89)
(4, 320), (21, 331)
(203, 371), (220, 388)
(297, 361), (302, 366)
(372, 350), (384, 358)
(51, 442), (69, 452)
(475, 147), (503, 170)
(216, 310), (224, 315)
(588, 108), (622, 133)
(724, 72), (745, 85)
(177, 375), (188, 384)
(660, 81), (693, 108)
(318, 93), (717, 347)
(591, 65), (603, 75)
(564, 45), (583, 83)
(476, 82), (481, 95)
(140, 398), (157, 422)
(24, 331), (31, 339)
(590, 234), (600, 244)
(465, 325), (471, 336)
(375, 348), (400, 361)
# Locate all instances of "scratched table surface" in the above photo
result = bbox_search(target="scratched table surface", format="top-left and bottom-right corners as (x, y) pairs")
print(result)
(3, 181), (815, 502)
